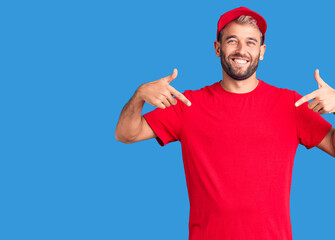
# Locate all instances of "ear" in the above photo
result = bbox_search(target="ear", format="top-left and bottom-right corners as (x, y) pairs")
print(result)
(214, 41), (221, 57)
(259, 44), (266, 60)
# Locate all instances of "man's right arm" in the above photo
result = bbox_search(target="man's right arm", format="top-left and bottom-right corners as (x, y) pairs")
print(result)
(115, 89), (157, 144)
(114, 68), (191, 144)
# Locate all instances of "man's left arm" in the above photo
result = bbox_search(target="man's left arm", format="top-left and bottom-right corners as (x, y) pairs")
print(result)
(295, 69), (335, 157)
(315, 127), (335, 157)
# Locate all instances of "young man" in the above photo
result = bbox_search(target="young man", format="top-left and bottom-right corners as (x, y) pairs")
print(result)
(115, 6), (335, 240)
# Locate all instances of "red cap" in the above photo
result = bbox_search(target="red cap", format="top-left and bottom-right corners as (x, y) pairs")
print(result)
(217, 7), (267, 44)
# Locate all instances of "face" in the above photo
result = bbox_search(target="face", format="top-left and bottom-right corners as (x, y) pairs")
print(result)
(215, 21), (266, 80)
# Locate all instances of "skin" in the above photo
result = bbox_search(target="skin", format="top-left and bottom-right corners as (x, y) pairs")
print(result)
(212, 21), (335, 157)
(115, 69), (191, 143)
(294, 69), (335, 156)
(213, 21), (266, 93)
(116, 19), (335, 157)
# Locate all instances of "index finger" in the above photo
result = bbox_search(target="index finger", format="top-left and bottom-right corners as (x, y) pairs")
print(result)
(168, 85), (192, 106)
(295, 91), (318, 107)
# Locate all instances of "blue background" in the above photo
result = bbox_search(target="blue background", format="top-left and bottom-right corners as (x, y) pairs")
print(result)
(1, 0), (334, 239)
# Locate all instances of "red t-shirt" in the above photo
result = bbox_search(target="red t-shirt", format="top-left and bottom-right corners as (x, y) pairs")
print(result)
(142, 79), (332, 240)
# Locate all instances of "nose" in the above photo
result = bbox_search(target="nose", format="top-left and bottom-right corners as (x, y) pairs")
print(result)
(236, 42), (247, 55)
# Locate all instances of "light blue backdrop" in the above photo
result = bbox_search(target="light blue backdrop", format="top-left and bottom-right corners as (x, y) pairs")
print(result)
(1, 0), (334, 239)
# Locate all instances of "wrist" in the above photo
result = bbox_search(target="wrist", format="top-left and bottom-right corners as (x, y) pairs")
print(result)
(133, 87), (145, 106)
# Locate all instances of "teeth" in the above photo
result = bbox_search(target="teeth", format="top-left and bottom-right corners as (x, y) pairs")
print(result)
(234, 59), (247, 63)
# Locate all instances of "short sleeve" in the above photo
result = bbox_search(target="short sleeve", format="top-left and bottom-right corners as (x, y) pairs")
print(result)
(294, 91), (332, 149)
(142, 91), (188, 146)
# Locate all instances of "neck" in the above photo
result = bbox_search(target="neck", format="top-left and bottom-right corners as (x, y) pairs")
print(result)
(220, 70), (259, 93)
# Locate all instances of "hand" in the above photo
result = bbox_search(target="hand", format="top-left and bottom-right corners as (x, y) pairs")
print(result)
(136, 68), (192, 109)
(295, 69), (335, 114)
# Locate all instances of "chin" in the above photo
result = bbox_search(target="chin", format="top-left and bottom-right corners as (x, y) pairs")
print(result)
(231, 76), (250, 81)
(228, 71), (252, 80)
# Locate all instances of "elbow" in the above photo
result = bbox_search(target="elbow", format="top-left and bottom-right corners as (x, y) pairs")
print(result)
(115, 130), (135, 144)
(332, 130), (335, 158)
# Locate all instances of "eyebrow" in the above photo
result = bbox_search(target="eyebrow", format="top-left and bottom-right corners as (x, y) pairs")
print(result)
(248, 37), (258, 43)
(225, 35), (258, 43)
(225, 35), (237, 41)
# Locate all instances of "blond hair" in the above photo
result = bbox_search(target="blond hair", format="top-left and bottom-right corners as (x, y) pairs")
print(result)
(218, 15), (264, 44)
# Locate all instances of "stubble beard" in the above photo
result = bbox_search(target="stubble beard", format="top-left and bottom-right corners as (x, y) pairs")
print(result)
(220, 50), (260, 81)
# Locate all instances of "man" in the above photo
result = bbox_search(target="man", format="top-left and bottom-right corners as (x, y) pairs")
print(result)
(115, 6), (335, 240)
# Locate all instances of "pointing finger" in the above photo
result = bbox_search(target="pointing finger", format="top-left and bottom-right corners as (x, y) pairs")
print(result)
(295, 91), (318, 107)
(168, 85), (192, 106)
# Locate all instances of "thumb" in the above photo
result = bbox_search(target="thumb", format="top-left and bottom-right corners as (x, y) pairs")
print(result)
(166, 68), (178, 83)
(314, 69), (327, 88)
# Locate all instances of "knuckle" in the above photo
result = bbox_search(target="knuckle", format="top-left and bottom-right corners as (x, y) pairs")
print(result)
(159, 96), (166, 102)
(164, 90), (171, 96)
(161, 79), (169, 85)
(154, 99), (162, 106)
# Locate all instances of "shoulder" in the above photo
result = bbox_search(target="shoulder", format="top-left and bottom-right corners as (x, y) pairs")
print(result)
(260, 80), (299, 100)
(176, 81), (219, 111)
(182, 81), (219, 99)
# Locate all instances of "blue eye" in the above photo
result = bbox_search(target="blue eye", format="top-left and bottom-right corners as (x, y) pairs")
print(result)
(228, 40), (237, 43)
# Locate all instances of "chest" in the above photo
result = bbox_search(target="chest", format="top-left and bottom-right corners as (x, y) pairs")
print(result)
(182, 95), (297, 149)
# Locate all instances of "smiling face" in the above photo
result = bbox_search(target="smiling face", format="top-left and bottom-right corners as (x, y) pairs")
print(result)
(216, 21), (266, 81)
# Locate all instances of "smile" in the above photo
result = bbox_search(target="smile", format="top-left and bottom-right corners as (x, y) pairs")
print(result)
(231, 58), (249, 64)
(231, 58), (249, 67)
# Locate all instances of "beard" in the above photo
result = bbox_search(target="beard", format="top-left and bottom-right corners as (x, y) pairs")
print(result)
(220, 50), (260, 81)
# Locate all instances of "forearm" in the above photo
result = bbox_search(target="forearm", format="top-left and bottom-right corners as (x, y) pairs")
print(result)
(115, 89), (145, 143)
(332, 129), (335, 155)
